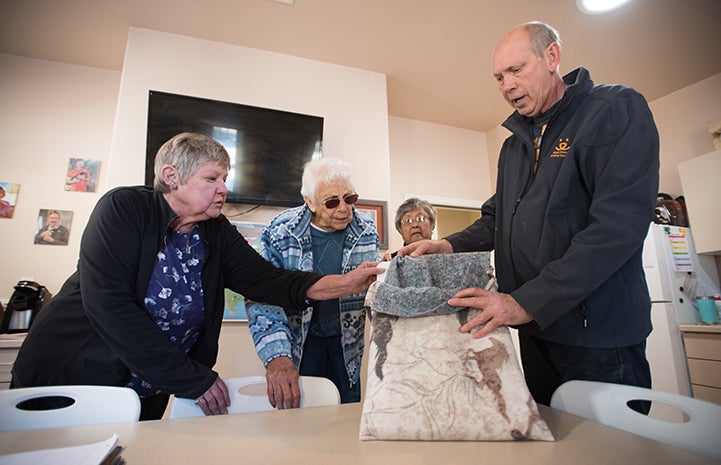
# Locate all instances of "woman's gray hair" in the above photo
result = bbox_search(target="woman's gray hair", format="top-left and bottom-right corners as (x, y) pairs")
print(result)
(153, 132), (231, 192)
(300, 157), (356, 201)
(394, 197), (436, 232)
(522, 21), (562, 58)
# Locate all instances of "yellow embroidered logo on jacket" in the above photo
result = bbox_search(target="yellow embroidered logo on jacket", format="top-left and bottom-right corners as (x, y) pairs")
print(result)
(551, 138), (570, 158)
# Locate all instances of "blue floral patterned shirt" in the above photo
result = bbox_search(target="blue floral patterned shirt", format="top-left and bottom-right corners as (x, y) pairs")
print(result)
(127, 225), (206, 397)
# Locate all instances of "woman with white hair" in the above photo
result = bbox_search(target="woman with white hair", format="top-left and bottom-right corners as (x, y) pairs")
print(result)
(247, 157), (380, 408)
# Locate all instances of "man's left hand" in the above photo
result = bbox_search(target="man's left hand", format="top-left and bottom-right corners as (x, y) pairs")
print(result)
(448, 288), (532, 338)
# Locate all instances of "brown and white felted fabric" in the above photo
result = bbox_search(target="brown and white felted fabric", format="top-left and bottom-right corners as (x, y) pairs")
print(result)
(359, 252), (554, 442)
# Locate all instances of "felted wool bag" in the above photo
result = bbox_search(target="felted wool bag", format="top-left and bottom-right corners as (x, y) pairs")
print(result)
(359, 252), (554, 442)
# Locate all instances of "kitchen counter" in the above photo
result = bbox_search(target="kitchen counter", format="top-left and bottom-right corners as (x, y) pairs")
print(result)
(0, 333), (25, 390)
(680, 324), (721, 334)
(0, 333), (27, 348)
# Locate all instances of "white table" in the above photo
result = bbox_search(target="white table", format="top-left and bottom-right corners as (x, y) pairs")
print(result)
(0, 403), (712, 464)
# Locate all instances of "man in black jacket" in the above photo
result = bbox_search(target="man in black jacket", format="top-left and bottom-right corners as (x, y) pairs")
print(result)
(398, 21), (659, 407)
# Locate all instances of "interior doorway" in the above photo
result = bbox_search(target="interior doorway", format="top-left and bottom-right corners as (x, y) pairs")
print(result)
(433, 205), (481, 239)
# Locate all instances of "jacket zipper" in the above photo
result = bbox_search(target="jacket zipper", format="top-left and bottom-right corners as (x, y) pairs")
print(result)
(580, 300), (589, 328)
(510, 138), (537, 285)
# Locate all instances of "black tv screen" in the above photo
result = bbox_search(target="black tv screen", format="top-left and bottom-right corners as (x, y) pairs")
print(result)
(146, 91), (323, 207)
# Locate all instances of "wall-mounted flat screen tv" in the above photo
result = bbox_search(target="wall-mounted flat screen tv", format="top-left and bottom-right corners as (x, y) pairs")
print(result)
(146, 90), (323, 207)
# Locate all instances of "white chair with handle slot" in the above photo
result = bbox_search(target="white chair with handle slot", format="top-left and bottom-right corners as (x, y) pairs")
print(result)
(550, 380), (721, 461)
(0, 385), (141, 432)
(169, 375), (340, 419)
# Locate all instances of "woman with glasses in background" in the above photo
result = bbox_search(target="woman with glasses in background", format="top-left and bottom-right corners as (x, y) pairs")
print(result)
(384, 197), (437, 260)
(247, 157), (380, 408)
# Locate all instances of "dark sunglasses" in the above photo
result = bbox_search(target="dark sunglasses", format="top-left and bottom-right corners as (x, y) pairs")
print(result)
(323, 194), (359, 209)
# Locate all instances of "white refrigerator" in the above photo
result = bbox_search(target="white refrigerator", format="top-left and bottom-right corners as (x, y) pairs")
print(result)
(643, 224), (720, 402)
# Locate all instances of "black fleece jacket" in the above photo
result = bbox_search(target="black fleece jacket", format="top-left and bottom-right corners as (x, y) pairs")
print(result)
(13, 186), (321, 399)
(447, 68), (659, 348)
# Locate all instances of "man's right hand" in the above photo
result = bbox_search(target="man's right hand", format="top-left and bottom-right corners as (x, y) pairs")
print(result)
(265, 356), (301, 409)
(395, 238), (454, 258)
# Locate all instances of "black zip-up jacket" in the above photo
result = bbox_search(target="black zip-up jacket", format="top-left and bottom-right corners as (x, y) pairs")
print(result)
(447, 68), (659, 348)
(13, 186), (322, 399)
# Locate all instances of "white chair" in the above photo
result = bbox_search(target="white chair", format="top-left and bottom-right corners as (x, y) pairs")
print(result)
(550, 380), (721, 461)
(169, 375), (340, 419)
(0, 385), (141, 432)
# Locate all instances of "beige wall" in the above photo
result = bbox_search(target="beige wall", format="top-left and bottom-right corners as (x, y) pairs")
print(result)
(109, 28), (391, 226)
(0, 53), (120, 301)
(3, 51), (717, 301)
(387, 116), (491, 252)
(1, 39), (719, 379)
(650, 73), (721, 196)
(0, 27), (393, 301)
(215, 323), (265, 377)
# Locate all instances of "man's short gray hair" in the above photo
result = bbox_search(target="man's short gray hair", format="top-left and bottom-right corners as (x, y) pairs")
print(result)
(522, 21), (562, 58)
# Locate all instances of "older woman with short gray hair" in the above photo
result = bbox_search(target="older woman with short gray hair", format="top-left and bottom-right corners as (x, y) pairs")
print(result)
(394, 197), (436, 246)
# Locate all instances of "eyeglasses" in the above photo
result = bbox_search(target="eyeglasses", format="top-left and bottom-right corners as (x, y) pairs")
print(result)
(323, 193), (359, 209)
(401, 215), (429, 225)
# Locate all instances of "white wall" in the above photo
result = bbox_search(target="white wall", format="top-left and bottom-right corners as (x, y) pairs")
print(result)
(108, 28), (391, 223)
(650, 73), (721, 196)
(387, 116), (491, 252)
(0, 53), (120, 300)
(484, 124), (511, 192)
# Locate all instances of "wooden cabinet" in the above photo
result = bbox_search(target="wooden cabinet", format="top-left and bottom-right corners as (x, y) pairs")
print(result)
(681, 325), (721, 405)
(0, 335), (25, 390)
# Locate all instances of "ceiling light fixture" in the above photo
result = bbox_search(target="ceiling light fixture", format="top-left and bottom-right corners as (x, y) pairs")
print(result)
(577, 0), (632, 14)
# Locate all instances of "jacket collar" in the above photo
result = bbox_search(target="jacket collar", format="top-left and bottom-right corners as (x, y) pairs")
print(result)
(502, 66), (594, 137)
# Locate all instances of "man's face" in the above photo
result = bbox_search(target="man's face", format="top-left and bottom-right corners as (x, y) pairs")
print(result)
(47, 213), (61, 227)
(492, 28), (557, 117)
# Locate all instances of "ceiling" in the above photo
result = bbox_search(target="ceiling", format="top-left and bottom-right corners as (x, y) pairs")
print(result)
(1, 0), (720, 132)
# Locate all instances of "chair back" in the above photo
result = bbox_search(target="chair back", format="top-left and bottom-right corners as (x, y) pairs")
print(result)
(169, 375), (340, 418)
(0, 385), (141, 432)
(550, 380), (721, 461)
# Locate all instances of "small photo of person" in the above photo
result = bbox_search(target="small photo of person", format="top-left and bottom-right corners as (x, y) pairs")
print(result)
(65, 157), (100, 192)
(34, 209), (73, 246)
(0, 182), (20, 219)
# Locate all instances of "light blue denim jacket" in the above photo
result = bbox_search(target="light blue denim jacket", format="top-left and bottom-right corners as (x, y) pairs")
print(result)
(246, 204), (380, 386)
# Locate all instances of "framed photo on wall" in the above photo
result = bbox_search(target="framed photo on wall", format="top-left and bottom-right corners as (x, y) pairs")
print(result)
(65, 157), (101, 193)
(33, 209), (73, 246)
(0, 181), (20, 219)
(356, 199), (388, 250)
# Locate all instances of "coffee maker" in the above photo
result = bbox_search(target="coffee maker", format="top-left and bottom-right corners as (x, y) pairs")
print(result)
(0, 280), (51, 333)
